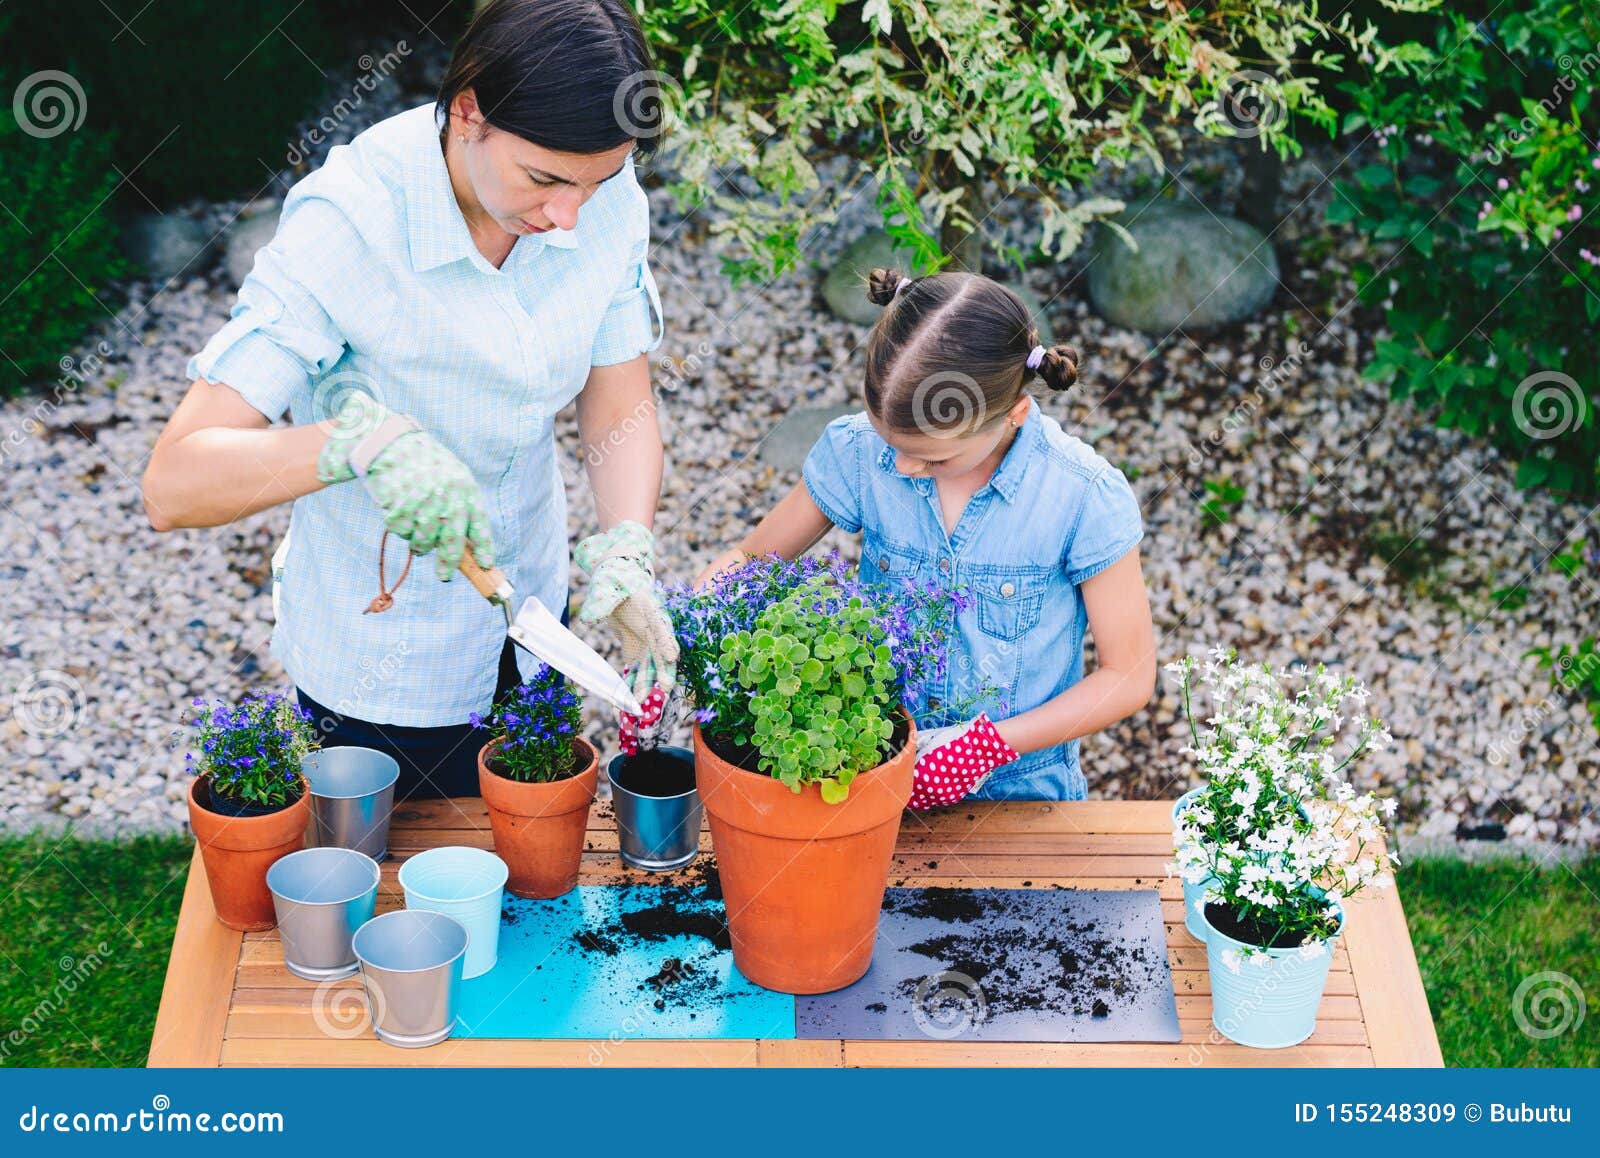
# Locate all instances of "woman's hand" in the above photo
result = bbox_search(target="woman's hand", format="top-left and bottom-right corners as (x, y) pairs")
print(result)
(574, 520), (679, 699)
(693, 547), (748, 589)
(318, 394), (495, 580)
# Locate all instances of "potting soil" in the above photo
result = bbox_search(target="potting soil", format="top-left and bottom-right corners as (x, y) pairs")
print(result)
(454, 876), (794, 1040)
(794, 887), (1182, 1043)
(455, 878), (1178, 1043)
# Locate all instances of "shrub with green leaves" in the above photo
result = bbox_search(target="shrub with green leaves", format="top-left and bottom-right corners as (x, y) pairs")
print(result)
(0, 112), (126, 394)
(665, 553), (969, 802)
(639, 0), (1431, 278)
(186, 691), (319, 808)
(721, 578), (901, 802)
(1328, 0), (1599, 495)
(472, 665), (585, 783)
(10, 1), (337, 207)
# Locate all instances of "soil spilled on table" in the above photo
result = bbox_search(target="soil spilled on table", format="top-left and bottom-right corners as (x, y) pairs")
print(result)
(882, 887), (1164, 1023)
(564, 861), (734, 1015)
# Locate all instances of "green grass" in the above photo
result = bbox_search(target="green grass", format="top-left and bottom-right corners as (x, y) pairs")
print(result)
(0, 833), (192, 1067)
(0, 837), (1593, 1067)
(1401, 854), (1599, 1067)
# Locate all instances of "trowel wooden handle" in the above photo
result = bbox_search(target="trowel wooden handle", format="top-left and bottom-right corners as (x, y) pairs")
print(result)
(459, 542), (510, 601)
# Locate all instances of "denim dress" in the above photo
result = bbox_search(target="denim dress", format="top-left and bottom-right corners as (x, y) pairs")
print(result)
(801, 400), (1144, 800)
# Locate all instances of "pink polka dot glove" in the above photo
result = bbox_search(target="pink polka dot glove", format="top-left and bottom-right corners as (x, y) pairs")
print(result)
(907, 713), (1019, 811)
(618, 686), (667, 757)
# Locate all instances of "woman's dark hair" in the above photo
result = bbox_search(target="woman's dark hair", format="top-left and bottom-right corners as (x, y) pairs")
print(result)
(863, 268), (1078, 437)
(436, 0), (663, 156)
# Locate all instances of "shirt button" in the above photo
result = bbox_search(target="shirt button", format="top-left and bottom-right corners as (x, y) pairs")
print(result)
(938, 558), (951, 573)
(1000, 581), (1015, 597)
(879, 556), (890, 570)
(929, 697), (942, 710)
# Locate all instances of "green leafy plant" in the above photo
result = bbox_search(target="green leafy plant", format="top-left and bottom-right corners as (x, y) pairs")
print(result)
(186, 691), (319, 808)
(640, 0), (1432, 279)
(1526, 537), (1600, 735)
(9, 1), (337, 207)
(1199, 477), (1246, 527)
(1168, 649), (1399, 956)
(721, 578), (900, 802)
(472, 665), (585, 783)
(664, 553), (974, 802)
(1327, 0), (1600, 495)
(0, 112), (126, 395)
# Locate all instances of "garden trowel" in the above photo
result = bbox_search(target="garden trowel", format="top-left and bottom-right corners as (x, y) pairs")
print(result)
(458, 544), (643, 717)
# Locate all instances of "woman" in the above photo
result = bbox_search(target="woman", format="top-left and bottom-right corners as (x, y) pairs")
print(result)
(142, 0), (677, 801)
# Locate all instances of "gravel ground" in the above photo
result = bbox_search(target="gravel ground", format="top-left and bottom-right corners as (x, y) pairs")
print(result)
(2, 47), (1596, 849)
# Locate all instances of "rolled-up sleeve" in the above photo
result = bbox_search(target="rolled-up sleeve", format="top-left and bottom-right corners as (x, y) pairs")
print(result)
(802, 416), (865, 533)
(590, 211), (664, 367)
(1063, 467), (1144, 585)
(185, 198), (352, 422)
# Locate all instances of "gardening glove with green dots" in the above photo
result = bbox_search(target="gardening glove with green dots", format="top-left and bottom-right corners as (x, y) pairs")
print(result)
(573, 520), (678, 700)
(318, 393), (496, 582)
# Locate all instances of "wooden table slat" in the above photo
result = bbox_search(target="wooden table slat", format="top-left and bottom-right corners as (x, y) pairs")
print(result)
(147, 845), (242, 1067)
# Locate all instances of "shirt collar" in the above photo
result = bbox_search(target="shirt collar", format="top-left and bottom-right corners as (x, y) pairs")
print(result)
(988, 398), (1040, 502)
(404, 104), (580, 272)
(874, 397), (1040, 503)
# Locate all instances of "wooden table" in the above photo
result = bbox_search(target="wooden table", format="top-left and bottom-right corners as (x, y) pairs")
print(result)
(148, 798), (1442, 1067)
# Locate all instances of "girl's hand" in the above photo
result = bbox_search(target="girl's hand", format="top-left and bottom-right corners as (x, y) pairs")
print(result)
(318, 394), (494, 580)
(907, 713), (1019, 811)
(693, 547), (748, 589)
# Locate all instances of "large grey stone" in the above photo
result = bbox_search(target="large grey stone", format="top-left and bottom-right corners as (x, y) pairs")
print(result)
(1087, 202), (1278, 334)
(757, 403), (857, 473)
(223, 208), (282, 290)
(119, 214), (215, 284)
(821, 230), (927, 325)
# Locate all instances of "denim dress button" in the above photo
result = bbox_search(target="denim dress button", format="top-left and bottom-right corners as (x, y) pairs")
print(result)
(938, 557), (951, 573)
(1000, 581), (1015, 596)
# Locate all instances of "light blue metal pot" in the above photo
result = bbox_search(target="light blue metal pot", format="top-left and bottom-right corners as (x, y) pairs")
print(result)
(398, 846), (507, 980)
(1171, 787), (1215, 943)
(1202, 897), (1344, 1049)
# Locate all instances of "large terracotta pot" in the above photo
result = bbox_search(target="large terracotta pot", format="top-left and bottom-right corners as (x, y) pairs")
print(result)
(478, 737), (598, 899)
(187, 777), (312, 932)
(694, 714), (915, 994)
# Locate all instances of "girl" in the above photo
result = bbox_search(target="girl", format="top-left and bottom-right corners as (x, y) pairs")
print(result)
(698, 268), (1156, 804)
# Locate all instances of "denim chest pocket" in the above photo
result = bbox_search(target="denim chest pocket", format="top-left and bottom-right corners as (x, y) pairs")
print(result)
(863, 535), (927, 586)
(973, 570), (1047, 641)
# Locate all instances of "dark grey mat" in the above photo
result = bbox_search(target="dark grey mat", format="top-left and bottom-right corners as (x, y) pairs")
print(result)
(795, 887), (1181, 1042)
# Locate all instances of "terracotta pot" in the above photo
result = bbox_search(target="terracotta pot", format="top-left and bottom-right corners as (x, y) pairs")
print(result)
(694, 713), (915, 994)
(187, 776), (312, 932)
(478, 737), (598, 899)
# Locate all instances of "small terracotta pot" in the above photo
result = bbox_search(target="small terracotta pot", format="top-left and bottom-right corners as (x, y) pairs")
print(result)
(694, 713), (915, 994)
(188, 776), (312, 932)
(478, 737), (598, 899)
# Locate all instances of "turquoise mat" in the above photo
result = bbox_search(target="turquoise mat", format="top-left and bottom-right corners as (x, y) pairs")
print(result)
(453, 885), (795, 1040)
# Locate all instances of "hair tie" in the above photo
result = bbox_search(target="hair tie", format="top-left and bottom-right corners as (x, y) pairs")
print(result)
(1025, 344), (1047, 370)
(895, 277), (914, 298)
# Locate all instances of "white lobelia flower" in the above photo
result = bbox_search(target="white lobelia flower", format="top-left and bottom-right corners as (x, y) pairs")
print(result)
(1219, 947), (1243, 974)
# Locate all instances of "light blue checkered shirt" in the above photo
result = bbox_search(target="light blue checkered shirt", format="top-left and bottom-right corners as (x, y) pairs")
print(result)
(186, 102), (664, 726)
